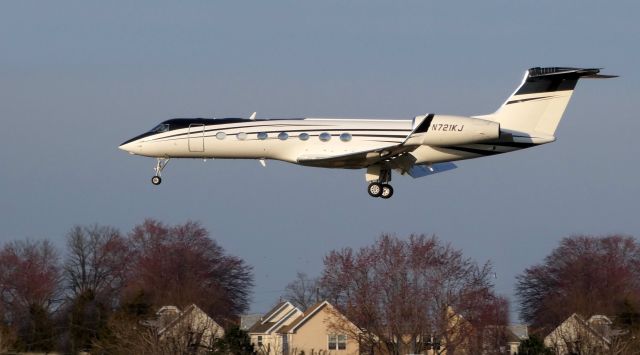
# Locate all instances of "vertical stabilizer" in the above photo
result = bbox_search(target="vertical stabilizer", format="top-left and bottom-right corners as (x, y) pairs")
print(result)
(480, 67), (615, 136)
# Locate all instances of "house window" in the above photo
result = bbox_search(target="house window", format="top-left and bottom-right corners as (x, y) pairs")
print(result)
(257, 335), (263, 347)
(328, 334), (347, 350)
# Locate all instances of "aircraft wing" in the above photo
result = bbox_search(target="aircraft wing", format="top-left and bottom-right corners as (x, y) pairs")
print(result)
(297, 144), (417, 169)
(297, 113), (457, 177)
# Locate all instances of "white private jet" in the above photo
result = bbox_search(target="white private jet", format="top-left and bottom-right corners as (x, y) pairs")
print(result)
(119, 67), (614, 198)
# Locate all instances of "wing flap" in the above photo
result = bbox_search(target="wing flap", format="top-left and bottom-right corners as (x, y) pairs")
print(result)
(297, 144), (417, 169)
(403, 162), (458, 178)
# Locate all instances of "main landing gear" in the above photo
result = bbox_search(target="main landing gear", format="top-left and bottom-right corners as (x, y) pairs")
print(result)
(367, 182), (394, 199)
(151, 158), (169, 185)
(366, 166), (394, 199)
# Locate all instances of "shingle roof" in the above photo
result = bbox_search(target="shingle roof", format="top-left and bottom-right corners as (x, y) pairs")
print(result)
(261, 301), (287, 322)
(248, 301), (302, 334)
(249, 321), (277, 333)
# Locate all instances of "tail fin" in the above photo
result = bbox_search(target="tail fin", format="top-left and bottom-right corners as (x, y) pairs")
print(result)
(480, 67), (616, 136)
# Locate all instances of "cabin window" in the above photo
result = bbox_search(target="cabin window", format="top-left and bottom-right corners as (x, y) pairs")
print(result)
(257, 132), (268, 140)
(328, 334), (346, 350)
(299, 133), (309, 141)
(216, 132), (226, 140)
(236, 132), (247, 140)
(150, 123), (170, 133)
(278, 132), (289, 140)
(340, 133), (352, 142)
(319, 132), (331, 142)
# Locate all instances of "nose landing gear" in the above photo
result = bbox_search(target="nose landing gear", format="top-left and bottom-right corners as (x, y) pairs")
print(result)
(151, 158), (170, 185)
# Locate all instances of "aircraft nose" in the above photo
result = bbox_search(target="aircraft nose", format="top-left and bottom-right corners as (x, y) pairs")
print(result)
(118, 141), (136, 154)
(119, 135), (144, 154)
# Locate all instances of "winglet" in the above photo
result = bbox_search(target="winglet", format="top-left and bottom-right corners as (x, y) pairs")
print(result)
(402, 113), (435, 144)
(250, 112), (257, 120)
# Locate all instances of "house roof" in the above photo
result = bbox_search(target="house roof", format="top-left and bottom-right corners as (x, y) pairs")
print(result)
(547, 313), (611, 346)
(248, 301), (302, 334)
(278, 300), (358, 334)
(158, 304), (221, 336)
(507, 324), (528, 341)
(279, 301), (328, 333)
(261, 301), (288, 323)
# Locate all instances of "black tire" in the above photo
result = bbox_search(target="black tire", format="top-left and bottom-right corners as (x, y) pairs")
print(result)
(380, 184), (394, 199)
(367, 182), (383, 197)
(151, 176), (162, 185)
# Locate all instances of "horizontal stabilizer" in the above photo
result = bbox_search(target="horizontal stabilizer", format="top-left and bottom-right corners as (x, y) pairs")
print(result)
(527, 67), (617, 79)
(407, 162), (457, 178)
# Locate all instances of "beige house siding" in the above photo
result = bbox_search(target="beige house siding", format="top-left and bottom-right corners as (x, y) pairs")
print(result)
(287, 305), (359, 355)
(544, 313), (610, 355)
(250, 302), (304, 355)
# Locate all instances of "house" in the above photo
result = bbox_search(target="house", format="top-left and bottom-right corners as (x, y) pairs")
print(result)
(249, 301), (304, 354)
(424, 307), (474, 355)
(148, 304), (225, 354)
(278, 301), (360, 355)
(505, 324), (528, 355)
(544, 313), (612, 355)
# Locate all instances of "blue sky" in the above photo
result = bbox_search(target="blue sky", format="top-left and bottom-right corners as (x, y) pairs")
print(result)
(1, 1), (638, 319)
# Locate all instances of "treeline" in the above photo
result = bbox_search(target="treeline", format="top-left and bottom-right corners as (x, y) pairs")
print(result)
(3, 219), (639, 354)
(0, 219), (253, 353)
(516, 234), (640, 351)
(282, 234), (640, 354)
(285, 234), (509, 354)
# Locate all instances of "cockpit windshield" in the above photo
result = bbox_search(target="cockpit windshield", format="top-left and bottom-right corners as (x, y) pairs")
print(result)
(150, 123), (170, 133)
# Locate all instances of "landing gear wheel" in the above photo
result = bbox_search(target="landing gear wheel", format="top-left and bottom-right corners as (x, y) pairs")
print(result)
(380, 184), (394, 199)
(368, 182), (383, 197)
(151, 158), (169, 185)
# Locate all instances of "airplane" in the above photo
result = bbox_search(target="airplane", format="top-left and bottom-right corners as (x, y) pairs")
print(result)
(119, 67), (615, 198)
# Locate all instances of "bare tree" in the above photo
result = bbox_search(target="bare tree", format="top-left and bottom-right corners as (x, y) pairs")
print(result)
(283, 272), (325, 310)
(64, 224), (132, 301)
(321, 234), (505, 355)
(516, 235), (640, 332)
(0, 239), (62, 351)
(127, 219), (254, 323)
(63, 224), (132, 353)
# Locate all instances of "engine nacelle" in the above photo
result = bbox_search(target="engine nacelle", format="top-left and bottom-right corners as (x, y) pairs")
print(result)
(406, 115), (500, 146)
